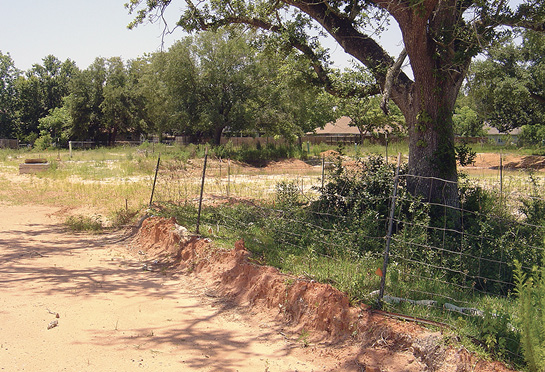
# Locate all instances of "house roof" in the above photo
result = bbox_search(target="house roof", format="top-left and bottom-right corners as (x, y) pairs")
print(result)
(484, 125), (522, 136)
(313, 116), (400, 136)
(314, 116), (361, 135)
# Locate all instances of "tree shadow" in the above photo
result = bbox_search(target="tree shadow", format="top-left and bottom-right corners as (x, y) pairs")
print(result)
(0, 217), (305, 370)
(79, 297), (300, 371)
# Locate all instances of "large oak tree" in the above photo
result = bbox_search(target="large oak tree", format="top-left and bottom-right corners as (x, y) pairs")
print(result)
(126, 0), (545, 207)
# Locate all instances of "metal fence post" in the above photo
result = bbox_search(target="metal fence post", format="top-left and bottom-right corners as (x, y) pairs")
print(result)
(196, 147), (208, 235)
(227, 158), (231, 197)
(149, 155), (161, 208)
(500, 151), (503, 209)
(378, 153), (402, 308)
(321, 156), (326, 190)
(385, 133), (388, 162)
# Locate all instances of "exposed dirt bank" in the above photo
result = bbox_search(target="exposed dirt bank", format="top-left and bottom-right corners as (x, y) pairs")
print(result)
(133, 216), (518, 372)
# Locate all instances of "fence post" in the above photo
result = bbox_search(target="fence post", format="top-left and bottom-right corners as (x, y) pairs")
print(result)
(385, 133), (388, 162)
(227, 158), (231, 197)
(321, 156), (326, 190)
(500, 151), (503, 208)
(149, 154), (161, 208)
(378, 153), (402, 308)
(196, 147), (208, 235)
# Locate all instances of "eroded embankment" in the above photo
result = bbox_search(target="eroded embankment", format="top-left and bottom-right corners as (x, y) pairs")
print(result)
(133, 216), (516, 372)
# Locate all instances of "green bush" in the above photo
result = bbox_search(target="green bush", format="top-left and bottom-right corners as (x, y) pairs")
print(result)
(514, 256), (545, 371)
(211, 142), (301, 165)
(275, 181), (302, 209)
(34, 134), (54, 150)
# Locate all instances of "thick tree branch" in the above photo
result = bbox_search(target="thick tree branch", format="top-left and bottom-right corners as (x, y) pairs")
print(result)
(530, 91), (545, 105)
(381, 48), (407, 115)
(284, 0), (413, 110)
(500, 19), (545, 33)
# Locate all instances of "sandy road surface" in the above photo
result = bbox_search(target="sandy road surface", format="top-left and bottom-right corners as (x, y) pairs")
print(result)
(0, 204), (340, 372)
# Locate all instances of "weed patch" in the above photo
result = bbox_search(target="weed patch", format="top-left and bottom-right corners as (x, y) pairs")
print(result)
(64, 215), (103, 232)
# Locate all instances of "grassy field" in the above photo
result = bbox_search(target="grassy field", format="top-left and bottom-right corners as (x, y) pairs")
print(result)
(1, 142), (544, 368)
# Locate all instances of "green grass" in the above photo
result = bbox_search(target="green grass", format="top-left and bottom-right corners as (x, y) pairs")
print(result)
(64, 214), (104, 232)
(1, 142), (543, 368)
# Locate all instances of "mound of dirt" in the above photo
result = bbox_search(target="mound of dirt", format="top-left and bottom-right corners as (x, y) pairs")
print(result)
(464, 153), (545, 170)
(263, 158), (313, 170)
(320, 150), (341, 159)
(133, 216), (516, 372)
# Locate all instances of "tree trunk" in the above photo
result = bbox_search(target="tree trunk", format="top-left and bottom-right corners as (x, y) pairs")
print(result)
(212, 125), (225, 146)
(389, 7), (467, 210)
(108, 126), (118, 147)
(401, 75), (460, 210)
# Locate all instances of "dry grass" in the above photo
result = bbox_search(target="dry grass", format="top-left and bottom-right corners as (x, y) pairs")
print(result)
(2, 145), (544, 218)
(0, 147), (323, 215)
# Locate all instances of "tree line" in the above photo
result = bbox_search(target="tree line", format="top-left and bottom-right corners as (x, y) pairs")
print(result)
(0, 30), (340, 148)
(1, 27), (544, 153)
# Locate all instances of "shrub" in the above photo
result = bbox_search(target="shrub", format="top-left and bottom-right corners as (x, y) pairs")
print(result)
(312, 155), (397, 220)
(110, 208), (139, 228)
(211, 142), (301, 165)
(275, 181), (302, 209)
(514, 256), (545, 372)
(34, 134), (53, 150)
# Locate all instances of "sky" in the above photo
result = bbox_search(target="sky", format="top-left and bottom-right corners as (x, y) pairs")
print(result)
(2, 0), (178, 71)
(1, 0), (405, 72)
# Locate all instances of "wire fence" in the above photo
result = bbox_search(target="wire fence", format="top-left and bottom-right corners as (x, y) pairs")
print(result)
(149, 152), (545, 364)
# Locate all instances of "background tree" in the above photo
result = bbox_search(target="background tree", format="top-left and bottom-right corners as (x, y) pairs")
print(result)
(334, 69), (405, 141)
(138, 53), (174, 140)
(452, 93), (484, 137)
(0, 52), (20, 138)
(468, 39), (543, 133)
(159, 30), (263, 144)
(338, 95), (405, 142)
(37, 104), (71, 148)
(15, 55), (77, 143)
(468, 31), (545, 144)
(100, 57), (142, 145)
(126, 0), (545, 206)
(64, 58), (107, 142)
(251, 51), (336, 142)
(126, 56), (157, 139)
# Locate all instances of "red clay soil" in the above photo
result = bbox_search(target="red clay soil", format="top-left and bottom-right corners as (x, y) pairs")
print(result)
(133, 216), (517, 372)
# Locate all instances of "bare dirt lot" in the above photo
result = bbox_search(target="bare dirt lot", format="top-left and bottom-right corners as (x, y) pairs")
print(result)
(0, 202), (516, 372)
(0, 204), (352, 371)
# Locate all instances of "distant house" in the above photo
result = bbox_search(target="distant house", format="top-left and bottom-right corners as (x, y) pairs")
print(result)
(310, 117), (361, 144)
(309, 116), (403, 145)
(485, 126), (521, 146)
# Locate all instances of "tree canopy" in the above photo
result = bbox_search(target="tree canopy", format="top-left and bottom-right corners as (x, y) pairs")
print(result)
(0, 52), (20, 138)
(126, 0), (545, 205)
(1, 31), (335, 147)
(468, 31), (545, 139)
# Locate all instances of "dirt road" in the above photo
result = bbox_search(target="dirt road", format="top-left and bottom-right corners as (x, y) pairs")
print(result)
(0, 204), (345, 371)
